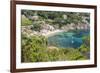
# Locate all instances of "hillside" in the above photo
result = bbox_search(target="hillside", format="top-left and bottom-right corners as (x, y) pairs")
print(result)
(21, 10), (90, 62)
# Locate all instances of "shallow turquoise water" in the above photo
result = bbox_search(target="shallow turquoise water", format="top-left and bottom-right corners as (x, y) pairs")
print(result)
(48, 30), (90, 48)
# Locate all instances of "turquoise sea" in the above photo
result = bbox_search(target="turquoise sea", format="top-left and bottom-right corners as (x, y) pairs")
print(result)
(48, 30), (90, 48)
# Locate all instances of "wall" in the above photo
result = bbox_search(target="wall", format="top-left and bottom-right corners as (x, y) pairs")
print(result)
(0, 0), (100, 73)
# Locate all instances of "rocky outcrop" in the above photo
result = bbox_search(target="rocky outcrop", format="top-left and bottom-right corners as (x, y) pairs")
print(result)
(41, 24), (54, 31)
(61, 23), (89, 31)
(21, 22), (90, 37)
(28, 15), (39, 21)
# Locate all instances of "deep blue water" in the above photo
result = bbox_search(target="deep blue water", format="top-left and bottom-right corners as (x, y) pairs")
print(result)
(48, 30), (90, 48)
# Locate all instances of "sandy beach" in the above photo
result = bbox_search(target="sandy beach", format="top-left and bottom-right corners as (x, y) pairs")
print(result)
(43, 29), (65, 37)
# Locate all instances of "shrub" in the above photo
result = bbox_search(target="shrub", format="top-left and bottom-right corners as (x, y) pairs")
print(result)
(82, 35), (90, 47)
(21, 15), (32, 26)
(21, 34), (47, 62)
(65, 48), (86, 60)
(79, 44), (90, 53)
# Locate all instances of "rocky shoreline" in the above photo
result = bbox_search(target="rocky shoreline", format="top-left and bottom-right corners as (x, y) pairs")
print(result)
(21, 23), (90, 37)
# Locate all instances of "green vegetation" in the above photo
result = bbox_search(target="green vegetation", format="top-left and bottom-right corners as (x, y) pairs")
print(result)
(21, 10), (90, 28)
(21, 15), (32, 26)
(21, 34), (47, 62)
(21, 33), (89, 62)
(31, 21), (43, 31)
(79, 35), (90, 53)
(82, 35), (90, 47)
(64, 48), (86, 60)
(21, 10), (90, 62)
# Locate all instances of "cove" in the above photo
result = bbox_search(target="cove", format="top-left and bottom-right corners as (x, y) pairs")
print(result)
(47, 30), (90, 48)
